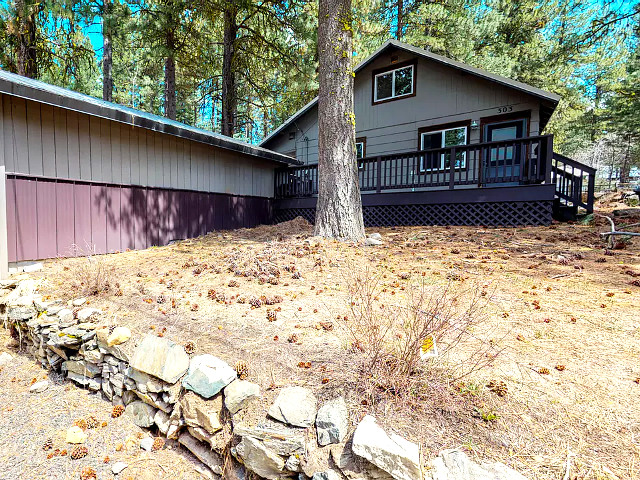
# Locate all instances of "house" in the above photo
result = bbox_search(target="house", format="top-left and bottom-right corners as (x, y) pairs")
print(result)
(261, 40), (596, 227)
(0, 69), (299, 276)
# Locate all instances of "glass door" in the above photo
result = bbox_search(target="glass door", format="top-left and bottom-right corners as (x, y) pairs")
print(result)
(484, 119), (527, 183)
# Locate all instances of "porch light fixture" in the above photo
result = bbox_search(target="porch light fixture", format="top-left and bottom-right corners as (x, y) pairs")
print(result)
(470, 120), (479, 130)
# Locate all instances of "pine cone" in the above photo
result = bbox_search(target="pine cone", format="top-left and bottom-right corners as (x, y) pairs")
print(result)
(111, 405), (125, 418)
(85, 416), (99, 429)
(152, 437), (165, 451)
(74, 419), (88, 431)
(70, 446), (88, 460)
(42, 438), (53, 451)
(184, 341), (196, 355)
(266, 310), (277, 322)
(80, 467), (96, 480)
(235, 360), (249, 380)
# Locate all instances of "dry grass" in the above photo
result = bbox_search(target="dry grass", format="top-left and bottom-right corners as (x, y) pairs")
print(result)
(21, 208), (640, 480)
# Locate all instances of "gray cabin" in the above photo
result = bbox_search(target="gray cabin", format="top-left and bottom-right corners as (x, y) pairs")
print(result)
(262, 40), (595, 227)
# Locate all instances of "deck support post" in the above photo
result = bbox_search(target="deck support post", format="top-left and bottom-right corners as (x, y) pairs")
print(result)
(449, 147), (456, 190)
(376, 156), (382, 193)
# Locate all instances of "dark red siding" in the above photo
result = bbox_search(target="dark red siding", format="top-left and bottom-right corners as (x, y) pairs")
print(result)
(6, 175), (272, 262)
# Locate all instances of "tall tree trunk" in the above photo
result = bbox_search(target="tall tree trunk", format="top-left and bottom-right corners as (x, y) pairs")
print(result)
(221, 2), (238, 137)
(102, 0), (113, 102)
(314, 0), (365, 241)
(396, 0), (403, 40)
(16, 0), (38, 78)
(164, 55), (176, 120)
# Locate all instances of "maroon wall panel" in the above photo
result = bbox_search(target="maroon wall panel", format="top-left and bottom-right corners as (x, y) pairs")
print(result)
(120, 187), (136, 251)
(132, 187), (147, 251)
(106, 186), (122, 253)
(36, 181), (58, 259)
(6, 176), (272, 262)
(74, 183), (91, 254)
(90, 185), (108, 254)
(56, 182), (75, 257)
(6, 179), (17, 263)
(15, 178), (38, 261)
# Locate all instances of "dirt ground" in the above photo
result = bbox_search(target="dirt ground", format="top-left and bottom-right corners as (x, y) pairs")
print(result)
(5, 197), (640, 480)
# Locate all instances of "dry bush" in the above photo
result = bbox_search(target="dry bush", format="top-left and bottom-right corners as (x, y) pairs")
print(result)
(67, 245), (117, 296)
(342, 266), (498, 396)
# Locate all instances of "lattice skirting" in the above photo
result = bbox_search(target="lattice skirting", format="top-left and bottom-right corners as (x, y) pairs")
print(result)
(274, 201), (553, 227)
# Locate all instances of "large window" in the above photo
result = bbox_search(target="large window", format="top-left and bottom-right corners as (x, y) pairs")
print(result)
(419, 125), (468, 171)
(373, 64), (415, 103)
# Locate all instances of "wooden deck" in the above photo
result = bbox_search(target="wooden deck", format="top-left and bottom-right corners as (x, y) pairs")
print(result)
(273, 135), (595, 226)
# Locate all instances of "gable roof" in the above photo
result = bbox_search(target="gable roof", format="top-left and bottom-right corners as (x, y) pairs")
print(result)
(260, 39), (560, 146)
(0, 69), (300, 167)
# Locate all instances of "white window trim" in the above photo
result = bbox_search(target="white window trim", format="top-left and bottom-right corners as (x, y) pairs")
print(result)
(419, 126), (468, 172)
(374, 64), (414, 102)
(355, 141), (365, 159)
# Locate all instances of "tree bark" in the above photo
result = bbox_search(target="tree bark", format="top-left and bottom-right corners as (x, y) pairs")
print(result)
(221, 1), (238, 137)
(164, 55), (176, 120)
(15, 0), (38, 79)
(314, 0), (365, 241)
(102, 0), (113, 102)
(396, 0), (403, 40)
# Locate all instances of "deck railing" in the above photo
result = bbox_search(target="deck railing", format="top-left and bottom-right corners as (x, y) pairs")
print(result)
(551, 152), (596, 213)
(275, 134), (554, 199)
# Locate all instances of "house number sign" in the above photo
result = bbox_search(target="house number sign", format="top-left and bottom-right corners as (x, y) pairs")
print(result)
(497, 105), (514, 113)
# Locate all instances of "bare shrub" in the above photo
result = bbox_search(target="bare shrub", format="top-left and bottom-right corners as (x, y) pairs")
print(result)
(341, 265), (499, 396)
(67, 245), (117, 296)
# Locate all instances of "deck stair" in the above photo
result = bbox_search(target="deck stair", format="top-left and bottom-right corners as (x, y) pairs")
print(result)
(551, 152), (596, 220)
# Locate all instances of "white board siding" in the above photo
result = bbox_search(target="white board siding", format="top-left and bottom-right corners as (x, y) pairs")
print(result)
(0, 93), (274, 198)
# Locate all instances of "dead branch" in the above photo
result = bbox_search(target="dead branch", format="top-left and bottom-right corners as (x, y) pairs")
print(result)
(597, 215), (640, 248)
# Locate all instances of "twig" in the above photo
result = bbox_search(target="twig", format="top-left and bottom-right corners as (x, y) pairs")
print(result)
(563, 451), (575, 480)
(596, 214), (640, 248)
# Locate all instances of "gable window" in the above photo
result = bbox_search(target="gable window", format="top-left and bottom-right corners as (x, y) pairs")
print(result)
(373, 63), (415, 103)
(355, 137), (366, 160)
(418, 124), (468, 172)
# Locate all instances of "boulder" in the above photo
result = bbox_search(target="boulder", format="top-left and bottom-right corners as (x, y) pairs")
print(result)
(425, 449), (529, 480)
(182, 354), (236, 398)
(181, 391), (223, 434)
(178, 433), (224, 475)
(125, 401), (157, 428)
(224, 379), (260, 414)
(235, 435), (285, 480)
(352, 415), (421, 480)
(316, 397), (348, 446)
(130, 334), (190, 384)
(268, 386), (317, 427)
(365, 237), (384, 246)
(107, 327), (131, 346)
(66, 426), (87, 444)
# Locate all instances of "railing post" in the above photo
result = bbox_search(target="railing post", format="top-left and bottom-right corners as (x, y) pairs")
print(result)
(376, 156), (382, 193)
(587, 171), (595, 214)
(449, 147), (456, 190)
(544, 135), (554, 183)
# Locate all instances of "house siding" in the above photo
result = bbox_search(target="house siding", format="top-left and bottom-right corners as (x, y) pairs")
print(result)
(263, 48), (542, 165)
(0, 92), (275, 263)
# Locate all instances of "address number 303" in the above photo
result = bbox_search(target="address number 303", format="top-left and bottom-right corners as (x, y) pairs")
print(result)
(497, 105), (513, 113)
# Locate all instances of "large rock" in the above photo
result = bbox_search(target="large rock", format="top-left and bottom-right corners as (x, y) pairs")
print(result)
(235, 435), (285, 480)
(224, 379), (260, 414)
(130, 334), (189, 384)
(107, 327), (131, 346)
(234, 423), (306, 456)
(178, 433), (224, 475)
(181, 391), (224, 434)
(125, 401), (157, 427)
(352, 415), (421, 480)
(316, 397), (348, 446)
(182, 354), (236, 399)
(425, 449), (529, 480)
(268, 386), (317, 427)
(63, 360), (101, 378)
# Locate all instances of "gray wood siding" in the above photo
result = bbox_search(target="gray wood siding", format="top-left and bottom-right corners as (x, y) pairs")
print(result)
(264, 49), (543, 165)
(0, 93), (275, 197)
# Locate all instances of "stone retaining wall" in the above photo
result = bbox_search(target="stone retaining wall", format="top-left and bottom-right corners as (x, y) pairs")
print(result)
(1, 278), (528, 480)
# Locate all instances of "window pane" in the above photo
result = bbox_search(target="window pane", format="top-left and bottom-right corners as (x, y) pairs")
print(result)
(355, 142), (364, 159)
(421, 132), (442, 150)
(394, 66), (413, 96)
(443, 127), (466, 147)
(375, 73), (393, 100)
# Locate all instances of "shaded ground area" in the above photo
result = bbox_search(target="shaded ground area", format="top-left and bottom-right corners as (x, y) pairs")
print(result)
(12, 203), (640, 480)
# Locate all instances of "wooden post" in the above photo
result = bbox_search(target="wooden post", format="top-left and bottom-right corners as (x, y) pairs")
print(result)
(0, 166), (8, 279)
(587, 171), (595, 214)
(449, 147), (456, 190)
(545, 135), (554, 183)
(376, 156), (382, 193)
